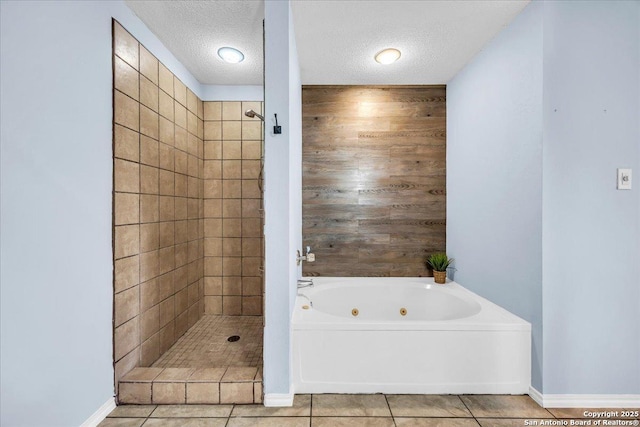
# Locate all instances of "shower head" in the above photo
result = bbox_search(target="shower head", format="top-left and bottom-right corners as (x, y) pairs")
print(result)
(244, 109), (264, 121)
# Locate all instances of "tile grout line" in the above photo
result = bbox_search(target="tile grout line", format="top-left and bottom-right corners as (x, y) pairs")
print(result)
(383, 393), (397, 427)
(139, 412), (151, 426)
(223, 404), (234, 427)
(457, 394), (482, 426)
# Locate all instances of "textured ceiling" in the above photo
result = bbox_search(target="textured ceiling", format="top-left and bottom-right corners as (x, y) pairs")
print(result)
(125, 0), (264, 85)
(292, 0), (530, 85)
(125, 0), (530, 86)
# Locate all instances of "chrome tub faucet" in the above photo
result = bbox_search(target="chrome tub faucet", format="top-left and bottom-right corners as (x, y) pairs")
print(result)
(297, 278), (314, 289)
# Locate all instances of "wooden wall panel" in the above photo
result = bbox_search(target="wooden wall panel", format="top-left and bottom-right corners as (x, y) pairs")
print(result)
(302, 86), (446, 277)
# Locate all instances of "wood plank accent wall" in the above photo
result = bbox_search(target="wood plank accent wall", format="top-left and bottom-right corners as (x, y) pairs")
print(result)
(302, 86), (446, 277)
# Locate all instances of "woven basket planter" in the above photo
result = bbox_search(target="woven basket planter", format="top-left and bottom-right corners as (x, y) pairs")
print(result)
(433, 270), (447, 284)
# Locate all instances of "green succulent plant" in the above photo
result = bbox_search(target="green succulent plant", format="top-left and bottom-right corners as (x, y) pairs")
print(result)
(426, 253), (453, 272)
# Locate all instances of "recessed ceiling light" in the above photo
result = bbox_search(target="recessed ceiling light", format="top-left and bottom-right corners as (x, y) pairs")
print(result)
(217, 47), (244, 64)
(375, 48), (401, 65)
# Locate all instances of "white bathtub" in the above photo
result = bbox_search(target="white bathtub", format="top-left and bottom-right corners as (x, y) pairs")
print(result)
(292, 277), (531, 394)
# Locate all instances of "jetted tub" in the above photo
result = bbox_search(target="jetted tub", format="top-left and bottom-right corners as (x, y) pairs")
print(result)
(292, 277), (531, 394)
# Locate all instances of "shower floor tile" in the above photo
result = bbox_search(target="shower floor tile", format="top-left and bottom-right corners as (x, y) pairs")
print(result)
(152, 315), (263, 369)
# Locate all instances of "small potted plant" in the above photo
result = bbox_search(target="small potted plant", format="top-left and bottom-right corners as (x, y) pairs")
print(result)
(426, 253), (453, 284)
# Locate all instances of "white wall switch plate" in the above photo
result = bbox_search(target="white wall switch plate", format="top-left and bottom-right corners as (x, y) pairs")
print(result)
(617, 168), (632, 190)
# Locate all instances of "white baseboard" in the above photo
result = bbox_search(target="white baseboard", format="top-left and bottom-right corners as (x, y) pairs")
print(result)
(529, 386), (640, 408)
(264, 392), (294, 407)
(80, 397), (116, 427)
(529, 386), (544, 406)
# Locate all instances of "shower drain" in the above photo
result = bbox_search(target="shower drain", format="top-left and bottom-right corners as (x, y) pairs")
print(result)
(227, 335), (240, 342)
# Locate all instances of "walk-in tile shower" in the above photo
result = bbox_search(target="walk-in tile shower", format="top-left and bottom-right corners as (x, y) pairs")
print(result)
(112, 21), (264, 404)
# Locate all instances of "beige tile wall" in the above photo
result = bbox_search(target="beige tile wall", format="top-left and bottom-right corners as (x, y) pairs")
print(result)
(203, 101), (264, 316)
(113, 20), (205, 385)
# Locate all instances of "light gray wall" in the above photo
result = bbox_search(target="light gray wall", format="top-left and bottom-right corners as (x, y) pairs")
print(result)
(447, 1), (544, 390)
(263, 0), (302, 396)
(288, 7), (303, 317)
(449, 0), (640, 395)
(542, 0), (640, 394)
(0, 1), (203, 425)
(201, 85), (264, 101)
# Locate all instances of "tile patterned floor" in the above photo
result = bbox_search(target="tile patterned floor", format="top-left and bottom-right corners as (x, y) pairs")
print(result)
(102, 394), (640, 426)
(152, 315), (263, 369)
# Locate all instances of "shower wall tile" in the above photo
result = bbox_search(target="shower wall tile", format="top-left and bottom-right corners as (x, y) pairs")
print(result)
(114, 159), (139, 193)
(112, 20), (204, 391)
(187, 89), (198, 114)
(158, 63), (174, 96)
(115, 316), (140, 361)
(205, 141), (222, 160)
(114, 124), (140, 162)
(139, 222), (159, 252)
(242, 257), (261, 277)
(242, 160), (260, 180)
(204, 179), (222, 198)
(242, 141), (261, 160)
(302, 86), (447, 277)
(158, 92), (174, 122)
(140, 75), (158, 112)
(222, 101), (242, 121)
(241, 180), (261, 199)
(223, 142), (239, 159)
(140, 165), (158, 194)
(223, 160), (242, 179)
(242, 121), (262, 140)
(242, 296), (262, 316)
(140, 105), (159, 139)
(114, 90), (139, 131)
(203, 100), (263, 316)
(222, 121), (241, 140)
(222, 257), (242, 276)
(115, 285), (139, 327)
(173, 78), (187, 106)
(174, 102), (187, 129)
(140, 135), (159, 167)
(205, 161), (222, 180)
(140, 305), (160, 342)
(222, 219), (241, 238)
(223, 296), (242, 316)
(140, 278), (159, 312)
(139, 45), (158, 84)
(204, 122), (222, 140)
(158, 142), (174, 170)
(242, 277), (262, 296)
(114, 192), (139, 225)
(175, 127), (187, 152)
(115, 255), (139, 293)
(242, 199), (261, 217)
(115, 225), (139, 259)
(114, 23), (139, 70)
(114, 56), (139, 100)
(139, 195), (159, 223)
(222, 180), (241, 199)
(140, 333), (160, 367)
(204, 102), (222, 120)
